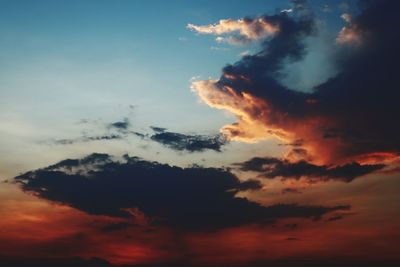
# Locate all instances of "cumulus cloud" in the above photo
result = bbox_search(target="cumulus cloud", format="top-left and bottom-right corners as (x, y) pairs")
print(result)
(190, 0), (400, 165)
(14, 153), (349, 230)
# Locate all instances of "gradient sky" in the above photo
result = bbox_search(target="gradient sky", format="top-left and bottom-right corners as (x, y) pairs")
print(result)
(1, 1), (400, 267)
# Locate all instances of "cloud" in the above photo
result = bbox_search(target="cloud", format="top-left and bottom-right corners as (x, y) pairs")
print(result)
(282, 188), (302, 194)
(187, 16), (279, 45)
(235, 157), (385, 183)
(327, 215), (344, 222)
(14, 153), (349, 230)
(47, 118), (229, 153)
(190, 0), (400, 165)
(149, 128), (228, 152)
(336, 13), (361, 45)
(46, 118), (132, 145)
(108, 118), (130, 131)
(149, 126), (167, 133)
(52, 134), (123, 145)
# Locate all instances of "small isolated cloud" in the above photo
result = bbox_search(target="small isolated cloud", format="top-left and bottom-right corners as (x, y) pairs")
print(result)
(239, 50), (250, 56)
(46, 118), (133, 145)
(327, 215), (344, 222)
(187, 16), (279, 45)
(282, 188), (302, 194)
(149, 126), (167, 133)
(14, 153), (349, 230)
(51, 134), (123, 145)
(108, 118), (130, 131)
(149, 128), (228, 152)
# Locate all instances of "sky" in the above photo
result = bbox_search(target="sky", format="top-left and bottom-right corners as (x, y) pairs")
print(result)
(0, 1), (400, 267)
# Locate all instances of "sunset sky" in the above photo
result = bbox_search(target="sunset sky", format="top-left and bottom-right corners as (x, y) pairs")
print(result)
(1, 1), (400, 266)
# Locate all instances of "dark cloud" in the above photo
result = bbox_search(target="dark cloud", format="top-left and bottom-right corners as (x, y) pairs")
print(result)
(150, 128), (228, 152)
(15, 153), (348, 230)
(326, 215), (344, 222)
(149, 126), (167, 133)
(52, 134), (123, 145)
(192, 0), (400, 165)
(108, 118), (130, 131)
(132, 131), (147, 139)
(236, 157), (385, 182)
(99, 222), (133, 233)
(235, 179), (263, 191)
(48, 118), (132, 145)
(48, 118), (228, 154)
(282, 188), (302, 194)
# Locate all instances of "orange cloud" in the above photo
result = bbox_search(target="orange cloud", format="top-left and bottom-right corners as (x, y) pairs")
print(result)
(336, 13), (362, 45)
(187, 17), (279, 44)
(191, 77), (400, 166)
(191, 79), (347, 164)
(189, 2), (400, 167)
(191, 79), (292, 143)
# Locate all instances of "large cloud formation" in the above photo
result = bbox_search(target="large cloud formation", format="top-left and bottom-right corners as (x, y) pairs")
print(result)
(14, 153), (348, 230)
(190, 0), (400, 165)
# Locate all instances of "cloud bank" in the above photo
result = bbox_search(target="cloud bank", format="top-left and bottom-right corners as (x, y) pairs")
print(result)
(15, 153), (348, 230)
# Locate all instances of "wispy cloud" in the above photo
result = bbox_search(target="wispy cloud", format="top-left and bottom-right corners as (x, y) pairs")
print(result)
(187, 16), (279, 45)
(149, 127), (228, 152)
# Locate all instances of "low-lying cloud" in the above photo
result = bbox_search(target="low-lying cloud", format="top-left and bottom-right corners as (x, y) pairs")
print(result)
(14, 153), (349, 230)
